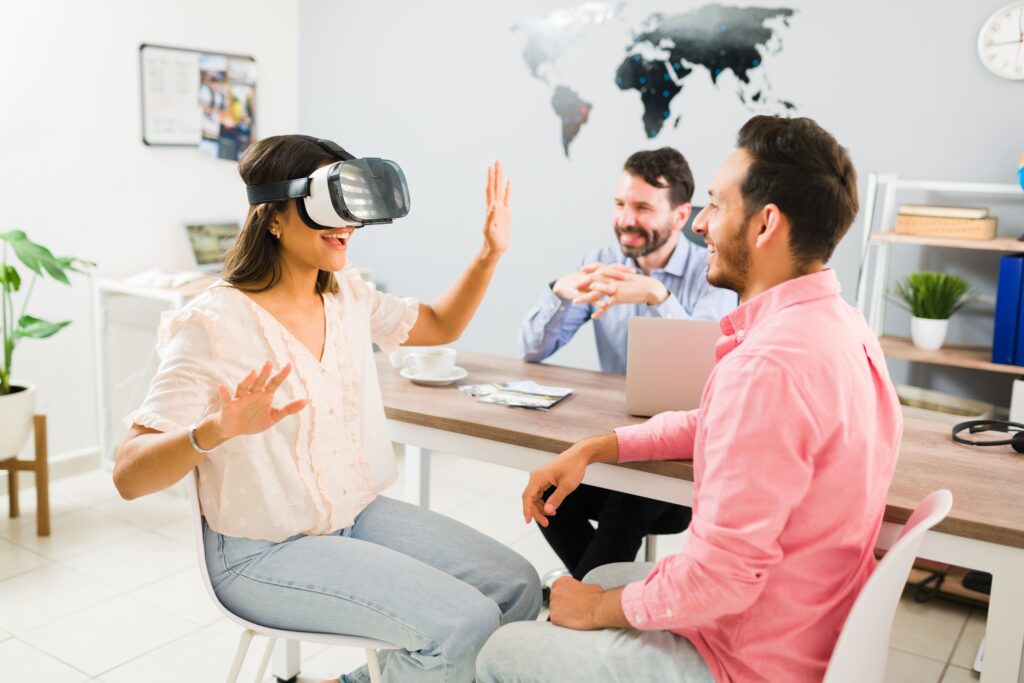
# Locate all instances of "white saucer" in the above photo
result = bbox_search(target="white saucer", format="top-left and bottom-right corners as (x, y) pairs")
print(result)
(400, 366), (468, 386)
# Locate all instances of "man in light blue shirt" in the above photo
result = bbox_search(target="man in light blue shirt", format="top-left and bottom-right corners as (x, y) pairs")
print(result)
(520, 153), (736, 374)
(518, 148), (736, 585)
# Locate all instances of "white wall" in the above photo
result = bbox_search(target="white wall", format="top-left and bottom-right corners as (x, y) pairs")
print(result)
(0, 1), (299, 461)
(299, 0), (1024, 405)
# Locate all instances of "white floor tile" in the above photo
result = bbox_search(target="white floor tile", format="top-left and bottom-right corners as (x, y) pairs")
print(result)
(884, 648), (946, 683)
(941, 664), (980, 682)
(0, 563), (118, 633)
(0, 488), (82, 529)
(0, 536), (50, 581)
(51, 470), (119, 507)
(950, 608), (986, 670)
(0, 627), (10, 642)
(890, 592), (970, 662)
(19, 595), (199, 676)
(130, 567), (223, 626)
(0, 638), (91, 682)
(150, 516), (195, 548)
(62, 530), (194, 590)
(510, 526), (565, 577)
(444, 487), (536, 547)
(98, 623), (265, 683)
(0, 508), (140, 560)
(93, 489), (189, 530)
(302, 643), (373, 681)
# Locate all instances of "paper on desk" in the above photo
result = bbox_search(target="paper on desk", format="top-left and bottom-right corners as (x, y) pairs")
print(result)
(459, 380), (572, 411)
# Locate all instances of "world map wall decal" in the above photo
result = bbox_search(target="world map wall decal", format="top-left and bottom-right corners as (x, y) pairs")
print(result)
(513, 3), (797, 157)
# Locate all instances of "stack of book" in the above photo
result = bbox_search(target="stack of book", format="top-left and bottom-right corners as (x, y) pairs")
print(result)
(895, 205), (997, 240)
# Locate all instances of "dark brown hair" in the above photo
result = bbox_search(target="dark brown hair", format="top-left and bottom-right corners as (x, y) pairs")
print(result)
(736, 116), (858, 267)
(623, 147), (694, 207)
(222, 135), (340, 294)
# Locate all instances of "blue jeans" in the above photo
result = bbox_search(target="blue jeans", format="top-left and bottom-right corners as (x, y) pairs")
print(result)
(204, 495), (542, 683)
(476, 562), (714, 683)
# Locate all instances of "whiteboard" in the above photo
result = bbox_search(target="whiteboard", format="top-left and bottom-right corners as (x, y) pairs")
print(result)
(139, 44), (202, 146)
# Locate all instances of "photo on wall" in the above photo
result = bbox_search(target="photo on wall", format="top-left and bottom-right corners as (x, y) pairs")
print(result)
(139, 44), (255, 159)
(199, 54), (256, 161)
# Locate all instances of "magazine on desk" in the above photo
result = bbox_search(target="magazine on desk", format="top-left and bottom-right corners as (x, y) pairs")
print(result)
(459, 380), (572, 411)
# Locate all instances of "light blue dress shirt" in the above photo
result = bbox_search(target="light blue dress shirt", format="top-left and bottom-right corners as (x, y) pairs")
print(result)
(519, 239), (737, 374)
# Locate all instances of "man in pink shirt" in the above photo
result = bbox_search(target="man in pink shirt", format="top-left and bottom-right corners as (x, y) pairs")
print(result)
(477, 115), (902, 682)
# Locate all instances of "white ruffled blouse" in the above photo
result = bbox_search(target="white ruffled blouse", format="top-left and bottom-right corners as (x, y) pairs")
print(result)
(125, 269), (419, 542)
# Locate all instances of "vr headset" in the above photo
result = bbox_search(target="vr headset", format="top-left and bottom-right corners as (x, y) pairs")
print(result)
(245, 136), (410, 229)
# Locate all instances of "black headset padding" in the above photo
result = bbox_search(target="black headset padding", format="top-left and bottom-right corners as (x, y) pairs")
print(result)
(951, 419), (1024, 453)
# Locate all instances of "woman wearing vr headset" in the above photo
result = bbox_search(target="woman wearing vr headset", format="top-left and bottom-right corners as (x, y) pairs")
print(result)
(113, 134), (540, 683)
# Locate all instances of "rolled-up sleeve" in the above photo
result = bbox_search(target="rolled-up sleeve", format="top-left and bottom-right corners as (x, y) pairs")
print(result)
(620, 357), (818, 631)
(123, 307), (221, 434)
(614, 409), (699, 463)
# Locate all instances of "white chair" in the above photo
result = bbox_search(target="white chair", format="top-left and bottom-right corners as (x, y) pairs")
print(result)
(187, 469), (399, 683)
(823, 489), (954, 683)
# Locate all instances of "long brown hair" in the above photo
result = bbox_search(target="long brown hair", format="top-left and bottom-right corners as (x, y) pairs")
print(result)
(222, 135), (341, 294)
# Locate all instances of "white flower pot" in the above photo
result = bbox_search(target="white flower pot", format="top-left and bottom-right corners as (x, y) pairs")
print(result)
(910, 317), (949, 351)
(0, 383), (36, 457)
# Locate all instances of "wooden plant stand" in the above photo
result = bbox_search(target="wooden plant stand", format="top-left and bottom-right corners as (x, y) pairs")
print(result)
(0, 414), (50, 536)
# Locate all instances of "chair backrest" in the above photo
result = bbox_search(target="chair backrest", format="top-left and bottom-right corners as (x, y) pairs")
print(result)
(187, 468), (246, 624)
(823, 489), (953, 683)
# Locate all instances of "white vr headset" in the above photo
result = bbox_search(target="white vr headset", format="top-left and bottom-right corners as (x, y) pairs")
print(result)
(245, 136), (411, 229)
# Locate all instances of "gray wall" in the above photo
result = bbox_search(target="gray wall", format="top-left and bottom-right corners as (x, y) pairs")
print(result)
(299, 0), (1024, 405)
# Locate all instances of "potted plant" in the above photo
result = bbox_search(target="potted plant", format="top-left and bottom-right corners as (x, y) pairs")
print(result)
(892, 271), (974, 351)
(1, 230), (92, 458)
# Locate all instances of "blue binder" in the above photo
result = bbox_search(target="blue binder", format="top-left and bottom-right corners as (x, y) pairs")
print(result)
(994, 254), (1024, 365)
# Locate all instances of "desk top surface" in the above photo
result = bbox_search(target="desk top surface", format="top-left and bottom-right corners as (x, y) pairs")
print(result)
(377, 350), (1024, 549)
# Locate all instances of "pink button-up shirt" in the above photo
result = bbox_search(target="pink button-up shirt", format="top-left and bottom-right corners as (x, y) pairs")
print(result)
(615, 269), (902, 683)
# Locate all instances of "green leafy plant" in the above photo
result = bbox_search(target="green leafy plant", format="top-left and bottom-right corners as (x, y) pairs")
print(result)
(0, 231), (94, 395)
(891, 271), (974, 320)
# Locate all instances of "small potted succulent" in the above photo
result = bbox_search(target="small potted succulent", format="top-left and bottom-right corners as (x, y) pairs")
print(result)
(892, 271), (974, 351)
(1, 231), (92, 457)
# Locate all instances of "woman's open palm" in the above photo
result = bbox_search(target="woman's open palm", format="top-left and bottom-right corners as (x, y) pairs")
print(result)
(216, 362), (307, 440)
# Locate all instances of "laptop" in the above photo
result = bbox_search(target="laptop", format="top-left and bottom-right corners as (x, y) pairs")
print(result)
(184, 222), (241, 273)
(625, 317), (721, 417)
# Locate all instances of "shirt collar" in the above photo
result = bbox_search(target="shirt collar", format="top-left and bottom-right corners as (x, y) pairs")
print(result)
(720, 268), (841, 338)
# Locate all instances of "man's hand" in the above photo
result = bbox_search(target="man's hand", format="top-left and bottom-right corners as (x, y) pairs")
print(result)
(550, 577), (630, 630)
(572, 264), (670, 319)
(522, 433), (619, 527)
(551, 262), (604, 300)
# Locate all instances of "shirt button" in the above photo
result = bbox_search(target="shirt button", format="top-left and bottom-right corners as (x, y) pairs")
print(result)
(329, 408), (335, 415)
(665, 608), (673, 617)
(737, 329), (746, 340)
(341, 488), (348, 495)
(634, 614), (645, 624)
(333, 450), (338, 457)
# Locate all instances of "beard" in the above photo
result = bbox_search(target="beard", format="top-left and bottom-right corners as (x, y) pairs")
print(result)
(706, 225), (751, 294)
(615, 221), (673, 258)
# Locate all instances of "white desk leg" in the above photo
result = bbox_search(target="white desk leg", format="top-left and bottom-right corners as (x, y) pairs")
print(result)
(982, 556), (1024, 683)
(403, 445), (431, 508)
(92, 284), (111, 466)
(272, 640), (301, 681)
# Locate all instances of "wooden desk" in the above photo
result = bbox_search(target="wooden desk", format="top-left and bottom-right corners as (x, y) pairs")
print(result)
(378, 350), (1024, 683)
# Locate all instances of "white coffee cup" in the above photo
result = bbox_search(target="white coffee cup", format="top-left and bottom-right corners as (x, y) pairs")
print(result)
(404, 348), (457, 379)
(389, 346), (420, 369)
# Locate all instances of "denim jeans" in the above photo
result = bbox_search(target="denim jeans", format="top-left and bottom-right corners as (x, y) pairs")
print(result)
(204, 495), (541, 683)
(476, 562), (714, 683)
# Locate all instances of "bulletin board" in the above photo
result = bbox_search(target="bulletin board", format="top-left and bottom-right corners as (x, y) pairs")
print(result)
(139, 43), (257, 160)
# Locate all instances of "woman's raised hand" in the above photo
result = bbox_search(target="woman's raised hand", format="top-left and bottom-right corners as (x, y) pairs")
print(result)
(214, 362), (308, 441)
(482, 160), (511, 257)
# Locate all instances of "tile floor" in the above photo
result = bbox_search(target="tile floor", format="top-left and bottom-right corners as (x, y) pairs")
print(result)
(0, 451), (985, 682)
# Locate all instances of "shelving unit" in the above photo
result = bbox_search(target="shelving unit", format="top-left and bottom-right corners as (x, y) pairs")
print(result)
(855, 173), (1024, 374)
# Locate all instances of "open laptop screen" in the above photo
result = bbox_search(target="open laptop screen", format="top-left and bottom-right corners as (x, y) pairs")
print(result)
(185, 222), (240, 272)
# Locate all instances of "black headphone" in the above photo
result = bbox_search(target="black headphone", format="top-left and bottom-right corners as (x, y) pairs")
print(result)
(951, 420), (1024, 453)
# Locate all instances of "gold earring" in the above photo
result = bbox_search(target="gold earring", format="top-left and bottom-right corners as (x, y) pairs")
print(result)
(271, 230), (280, 239)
